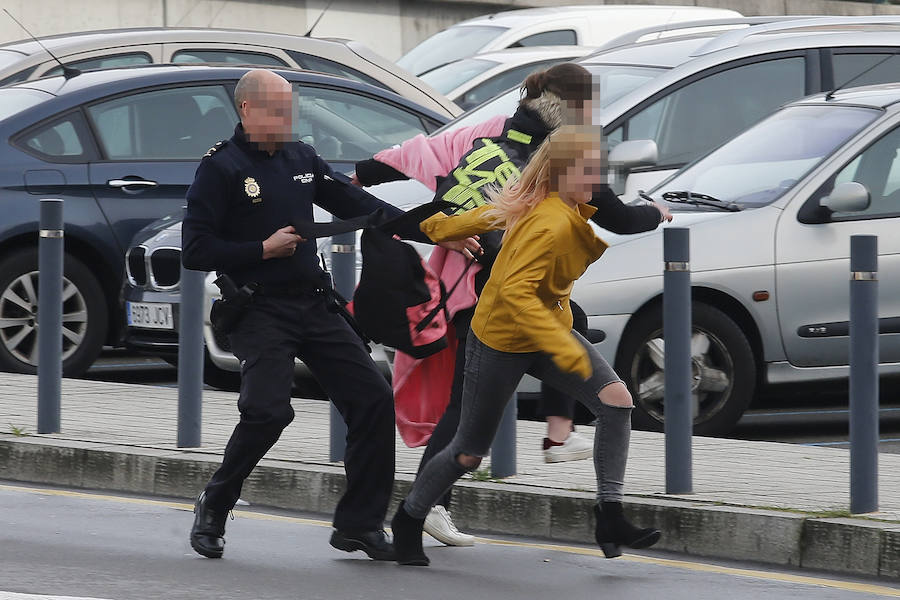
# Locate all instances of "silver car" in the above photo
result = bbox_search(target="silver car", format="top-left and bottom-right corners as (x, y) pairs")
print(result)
(0, 27), (460, 118)
(419, 45), (596, 111)
(574, 83), (900, 436)
(440, 17), (900, 203)
(396, 4), (740, 76)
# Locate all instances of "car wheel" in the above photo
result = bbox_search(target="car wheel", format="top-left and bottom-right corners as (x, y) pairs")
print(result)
(615, 302), (755, 436)
(0, 248), (108, 378)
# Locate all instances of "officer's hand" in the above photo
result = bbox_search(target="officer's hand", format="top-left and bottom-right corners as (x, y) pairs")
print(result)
(262, 226), (306, 259)
(438, 236), (482, 260)
(350, 172), (363, 187)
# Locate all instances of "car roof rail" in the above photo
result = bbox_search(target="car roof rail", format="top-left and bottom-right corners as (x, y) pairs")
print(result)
(691, 15), (900, 56)
(592, 16), (809, 54)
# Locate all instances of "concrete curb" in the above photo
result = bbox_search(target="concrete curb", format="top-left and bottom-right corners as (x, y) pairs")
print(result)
(2, 436), (897, 580)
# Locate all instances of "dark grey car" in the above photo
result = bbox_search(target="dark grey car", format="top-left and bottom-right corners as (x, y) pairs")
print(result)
(0, 64), (447, 378)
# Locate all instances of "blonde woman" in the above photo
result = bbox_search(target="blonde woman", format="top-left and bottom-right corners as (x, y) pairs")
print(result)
(391, 125), (672, 566)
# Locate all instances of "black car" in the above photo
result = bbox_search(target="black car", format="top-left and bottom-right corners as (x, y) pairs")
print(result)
(0, 64), (448, 377)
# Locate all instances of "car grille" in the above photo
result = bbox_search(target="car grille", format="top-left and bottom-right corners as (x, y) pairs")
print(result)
(126, 246), (181, 290)
(150, 248), (181, 288)
(126, 246), (147, 286)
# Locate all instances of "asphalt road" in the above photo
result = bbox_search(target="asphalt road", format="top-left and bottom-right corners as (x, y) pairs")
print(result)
(2, 483), (898, 600)
(83, 349), (900, 453)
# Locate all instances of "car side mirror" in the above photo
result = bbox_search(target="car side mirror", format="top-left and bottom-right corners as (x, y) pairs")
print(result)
(820, 181), (870, 213)
(608, 139), (658, 170)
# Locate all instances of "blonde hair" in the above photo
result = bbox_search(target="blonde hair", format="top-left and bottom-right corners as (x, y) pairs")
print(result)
(485, 125), (604, 237)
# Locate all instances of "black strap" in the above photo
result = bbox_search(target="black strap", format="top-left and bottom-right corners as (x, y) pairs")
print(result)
(291, 200), (455, 240)
(291, 211), (381, 240)
(414, 257), (476, 333)
(322, 285), (372, 352)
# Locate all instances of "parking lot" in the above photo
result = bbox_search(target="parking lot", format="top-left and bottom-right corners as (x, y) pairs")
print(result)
(82, 348), (900, 454)
(2, 9), (900, 447)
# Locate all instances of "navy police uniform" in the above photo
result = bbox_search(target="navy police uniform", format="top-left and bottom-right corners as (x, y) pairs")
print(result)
(183, 124), (414, 542)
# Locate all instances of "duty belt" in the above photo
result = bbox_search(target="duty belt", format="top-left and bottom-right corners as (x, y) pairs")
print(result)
(255, 281), (326, 297)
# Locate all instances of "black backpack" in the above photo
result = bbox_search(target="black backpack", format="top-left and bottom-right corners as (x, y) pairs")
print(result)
(294, 201), (471, 359)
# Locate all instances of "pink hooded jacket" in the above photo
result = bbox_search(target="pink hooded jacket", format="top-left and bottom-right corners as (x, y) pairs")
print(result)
(375, 114), (507, 447)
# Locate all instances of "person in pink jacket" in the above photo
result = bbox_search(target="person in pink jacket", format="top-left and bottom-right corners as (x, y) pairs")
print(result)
(353, 63), (667, 548)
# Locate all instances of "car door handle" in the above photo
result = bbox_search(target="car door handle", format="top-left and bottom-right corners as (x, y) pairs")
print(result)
(108, 179), (158, 188)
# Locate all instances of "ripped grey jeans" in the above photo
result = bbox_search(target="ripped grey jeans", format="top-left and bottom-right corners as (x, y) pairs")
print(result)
(404, 330), (633, 519)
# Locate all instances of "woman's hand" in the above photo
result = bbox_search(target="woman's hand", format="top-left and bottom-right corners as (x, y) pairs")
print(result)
(654, 200), (673, 223)
(438, 236), (483, 260)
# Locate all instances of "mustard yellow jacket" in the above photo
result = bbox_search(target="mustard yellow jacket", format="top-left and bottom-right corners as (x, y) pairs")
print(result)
(421, 194), (608, 378)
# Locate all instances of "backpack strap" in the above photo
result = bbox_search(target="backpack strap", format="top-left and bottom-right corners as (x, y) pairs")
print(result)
(291, 211), (381, 240)
(414, 257), (476, 333)
(291, 200), (455, 240)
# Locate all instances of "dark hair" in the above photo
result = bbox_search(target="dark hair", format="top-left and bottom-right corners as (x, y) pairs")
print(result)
(521, 62), (593, 104)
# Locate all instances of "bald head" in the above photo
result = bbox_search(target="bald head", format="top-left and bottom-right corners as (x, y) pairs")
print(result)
(234, 69), (290, 110)
(235, 69), (294, 152)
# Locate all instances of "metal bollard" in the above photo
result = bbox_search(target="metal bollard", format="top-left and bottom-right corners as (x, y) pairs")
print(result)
(37, 199), (63, 434)
(663, 227), (692, 494)
(849, 235), (879, 514)
(177, 207), (204, 447)
(328, 228), (355, 462)
(491, 394), (517, 478)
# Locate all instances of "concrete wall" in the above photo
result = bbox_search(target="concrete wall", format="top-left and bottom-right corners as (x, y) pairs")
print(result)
(1, 0), (898, 62)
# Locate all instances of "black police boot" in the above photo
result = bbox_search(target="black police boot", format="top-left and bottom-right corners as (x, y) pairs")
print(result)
(329, 528), (396, 561)
(594, 502), (661, 558)
(190, 491), (227, 558)
(390, 501), (430, 566)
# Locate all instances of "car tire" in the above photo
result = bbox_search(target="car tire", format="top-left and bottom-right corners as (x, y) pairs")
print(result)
(615, 302), (755, 436)
(0, 248), (108, 378)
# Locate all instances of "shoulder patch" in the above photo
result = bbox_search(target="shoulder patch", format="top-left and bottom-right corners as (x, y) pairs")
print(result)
(202, 140), (228, 159)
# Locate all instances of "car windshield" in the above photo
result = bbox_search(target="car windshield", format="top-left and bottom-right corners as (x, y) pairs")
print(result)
(0, 87), (52, 121)
(420, 57), (499, 95)
(646, 104), (881, 208)
(585, 64), (667, 112)
(397, 25), (507, 76)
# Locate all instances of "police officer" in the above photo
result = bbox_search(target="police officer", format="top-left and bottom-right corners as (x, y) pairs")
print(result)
(182, 69), (429, 561)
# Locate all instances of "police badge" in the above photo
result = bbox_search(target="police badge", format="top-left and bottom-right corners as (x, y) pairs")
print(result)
(244, 177), (262, 203)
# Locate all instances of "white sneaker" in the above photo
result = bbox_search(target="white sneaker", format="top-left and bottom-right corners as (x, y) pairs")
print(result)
(424, 505), (475, 546)
(543, 431), (593, 463)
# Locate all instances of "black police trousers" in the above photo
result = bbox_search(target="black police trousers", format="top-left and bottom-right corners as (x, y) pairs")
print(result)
(203, 291), (395, 532)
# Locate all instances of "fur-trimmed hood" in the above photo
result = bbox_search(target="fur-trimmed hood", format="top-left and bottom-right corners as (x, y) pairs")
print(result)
(507, 101), (555, 147)
(520, 91), (563, 130)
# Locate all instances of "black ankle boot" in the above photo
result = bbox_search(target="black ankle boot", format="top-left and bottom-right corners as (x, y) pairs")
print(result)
(190, 491), (227, 558)
(390, 501), (430, 566)
(593, 502), (660, 559)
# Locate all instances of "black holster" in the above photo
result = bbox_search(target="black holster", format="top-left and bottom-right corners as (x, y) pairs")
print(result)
(210, 274), (257, 335)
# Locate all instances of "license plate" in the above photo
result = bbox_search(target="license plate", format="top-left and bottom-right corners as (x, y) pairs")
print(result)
(127, 301), (174, 329)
